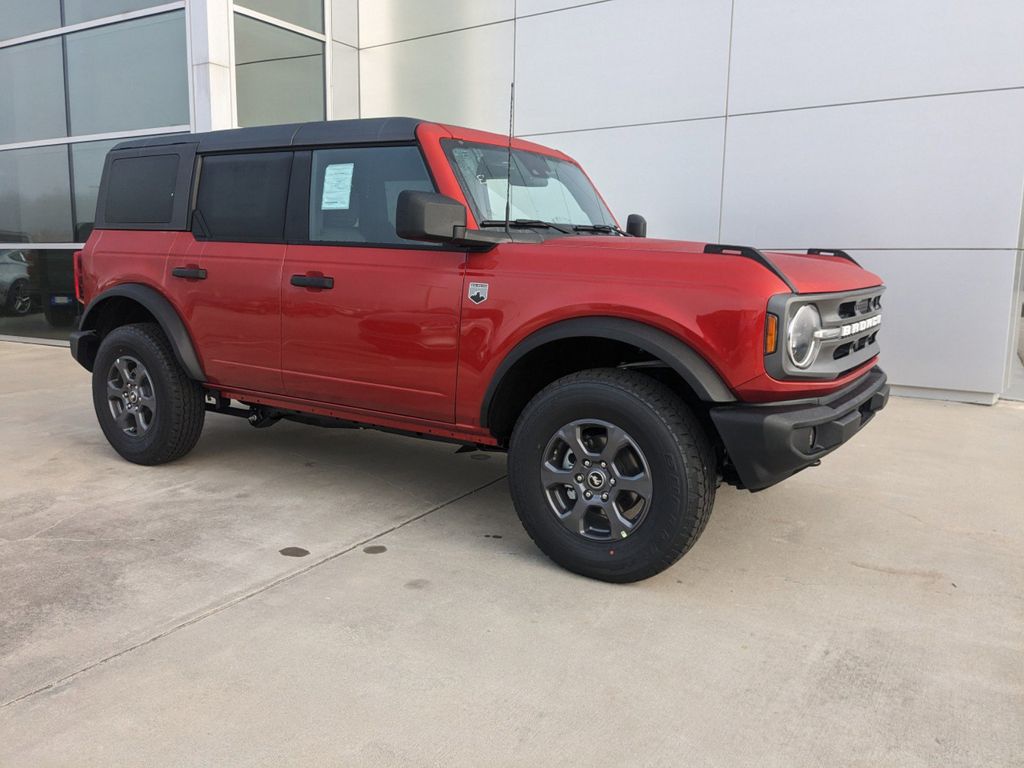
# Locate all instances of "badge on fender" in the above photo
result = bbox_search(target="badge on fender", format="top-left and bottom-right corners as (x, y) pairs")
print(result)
(468, 282), (489, 304)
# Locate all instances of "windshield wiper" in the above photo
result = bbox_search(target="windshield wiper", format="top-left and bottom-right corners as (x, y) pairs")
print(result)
(572, 223), (631, 237)
(479, 219), (574, 234)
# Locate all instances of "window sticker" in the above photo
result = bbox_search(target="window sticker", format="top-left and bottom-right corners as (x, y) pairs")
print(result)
(321, 163), (354, 210)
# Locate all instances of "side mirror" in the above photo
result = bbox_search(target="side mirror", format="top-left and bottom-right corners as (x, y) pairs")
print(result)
(396, 191), (467, 243)
(626, 214), (647, 238)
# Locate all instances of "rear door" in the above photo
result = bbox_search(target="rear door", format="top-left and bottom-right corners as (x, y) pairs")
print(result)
(281, 144), (466, 422)
(169, 151), (291, 393)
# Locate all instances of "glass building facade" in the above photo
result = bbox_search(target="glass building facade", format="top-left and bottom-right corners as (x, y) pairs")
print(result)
(0, 0), (330, 340)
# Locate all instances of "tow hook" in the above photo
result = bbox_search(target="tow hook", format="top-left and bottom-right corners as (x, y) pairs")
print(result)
(247, 406), (281, 428)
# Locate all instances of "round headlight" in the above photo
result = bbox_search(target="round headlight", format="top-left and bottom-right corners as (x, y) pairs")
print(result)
(787, 304), (821, 369)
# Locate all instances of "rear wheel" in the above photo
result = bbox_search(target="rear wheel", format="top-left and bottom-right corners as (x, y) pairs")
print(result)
(508, 369), (716, 582)
(91, 323), (205, 465)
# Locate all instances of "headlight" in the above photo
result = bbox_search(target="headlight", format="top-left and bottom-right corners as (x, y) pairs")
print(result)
(787, 304), (821, 369)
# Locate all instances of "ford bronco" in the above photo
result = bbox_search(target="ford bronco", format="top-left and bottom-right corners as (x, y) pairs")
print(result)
(70, 117), (888, 582)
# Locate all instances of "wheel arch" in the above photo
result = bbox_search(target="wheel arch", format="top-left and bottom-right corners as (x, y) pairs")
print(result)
(74, 283), (205, 381)
(481, 316), (735, 440)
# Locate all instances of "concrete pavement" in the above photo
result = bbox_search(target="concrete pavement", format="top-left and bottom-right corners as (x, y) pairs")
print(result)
(1, 341), (1022, 767)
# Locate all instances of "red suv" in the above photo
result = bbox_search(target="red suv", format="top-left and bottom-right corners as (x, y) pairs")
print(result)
(70, 117), (888, 582)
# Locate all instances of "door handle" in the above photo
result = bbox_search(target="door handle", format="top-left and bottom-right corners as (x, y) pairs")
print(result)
(290, 274), (334, 290)
(171, 266), (207, 280)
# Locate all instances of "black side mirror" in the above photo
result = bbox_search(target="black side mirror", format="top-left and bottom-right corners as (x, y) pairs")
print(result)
(626, 214), (647, 238)
(396, 191), (467, 243)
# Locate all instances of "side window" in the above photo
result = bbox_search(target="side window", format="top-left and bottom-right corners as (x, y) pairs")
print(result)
(194, 152), (292, 241)
(105, 154), (179, 225)
(309, 145), (435, 246)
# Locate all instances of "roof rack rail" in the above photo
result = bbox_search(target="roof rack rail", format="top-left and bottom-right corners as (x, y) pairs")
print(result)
(807, 248), (860, 267)
(703, 243), (797, 293)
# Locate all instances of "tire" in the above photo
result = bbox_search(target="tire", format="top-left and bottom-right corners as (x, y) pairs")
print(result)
(508, 368), (717, 583)
(4, 279), (31, 316)
(91, 323), (205, 465)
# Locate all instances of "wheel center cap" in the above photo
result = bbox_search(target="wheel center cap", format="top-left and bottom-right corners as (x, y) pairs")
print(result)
(586, 469), (606, 489)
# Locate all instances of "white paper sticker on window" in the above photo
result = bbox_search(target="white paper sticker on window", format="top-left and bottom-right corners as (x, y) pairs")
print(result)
(321, 163), (354, 210)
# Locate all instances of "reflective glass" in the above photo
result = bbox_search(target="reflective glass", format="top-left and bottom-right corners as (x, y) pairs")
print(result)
(235, 14), (324, 127)
(0, 248), (80, 340)
(0, 38), (67, 144)
(71, 139), (119, 240)
(236, 0), (323, 33)
(0, 145), (73, 243)
(64, 0), (165, 25)
(65, 11), (188, 135)
(0, 0), (61, 42)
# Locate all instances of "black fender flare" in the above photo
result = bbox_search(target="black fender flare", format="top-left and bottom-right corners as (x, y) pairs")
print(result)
(74, 283), (205, 381)
(480, 316), (735, 427)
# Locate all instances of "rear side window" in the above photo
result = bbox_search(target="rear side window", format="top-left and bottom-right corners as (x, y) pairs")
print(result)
(195, 152), (292, 241)
(308, 145), (435, 246)
(105, 154), (179, 224)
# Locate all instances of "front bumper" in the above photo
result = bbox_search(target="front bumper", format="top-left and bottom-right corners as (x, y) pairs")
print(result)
(710, 366), (889, 491)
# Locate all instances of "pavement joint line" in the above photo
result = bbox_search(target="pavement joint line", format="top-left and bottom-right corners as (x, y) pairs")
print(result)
(0, 474), (508, 711)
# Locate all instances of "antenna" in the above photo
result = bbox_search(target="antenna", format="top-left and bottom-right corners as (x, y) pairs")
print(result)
(503, 80), (514, 240)
(504, 1), (517, 239)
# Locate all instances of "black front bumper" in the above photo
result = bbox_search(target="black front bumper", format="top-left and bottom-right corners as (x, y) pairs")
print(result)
(710, 367), (889, 491)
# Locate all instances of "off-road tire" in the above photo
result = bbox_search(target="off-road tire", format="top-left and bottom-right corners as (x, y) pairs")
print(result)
(92, 323), (205, 465)
(508, 368), (717, 583)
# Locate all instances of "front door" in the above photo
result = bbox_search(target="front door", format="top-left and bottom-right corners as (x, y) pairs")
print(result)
(281, 145), (465, 422)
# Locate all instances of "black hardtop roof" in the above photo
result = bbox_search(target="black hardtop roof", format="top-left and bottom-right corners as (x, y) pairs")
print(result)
(112, 116), (425, 153)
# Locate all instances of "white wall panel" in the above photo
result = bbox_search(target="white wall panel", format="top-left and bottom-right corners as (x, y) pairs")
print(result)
(720, 89), (1024, 250)
(514, 0), (731, 135)
(330, 0), (358, 47)
(852, 250), (1020, 396)
(729, 0), (1024, 114)
(516, 0), (608, 15)
(538, 119), (725, 242)
(359, 0), (513, 49)
(330, 41), (359, 119)
(359, 23), (514, 133)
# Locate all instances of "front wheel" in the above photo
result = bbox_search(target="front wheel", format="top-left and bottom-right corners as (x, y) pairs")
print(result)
(91, 323), (205, 465)
(508, 369), (717, 583)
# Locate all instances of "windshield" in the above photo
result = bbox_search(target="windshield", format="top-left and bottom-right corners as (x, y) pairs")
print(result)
(443, 140), (615, 229)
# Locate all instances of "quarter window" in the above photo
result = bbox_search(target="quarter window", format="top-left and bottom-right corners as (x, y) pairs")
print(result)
(308, 146), (436, 246)
(195, 152), (292, 241)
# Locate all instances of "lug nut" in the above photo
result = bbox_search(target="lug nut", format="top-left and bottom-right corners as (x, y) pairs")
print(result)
(601, 493), (609, 501)
(575, 474), (584, 483)
(583, 459), (591, 467)
(584, 491), (592, 499)
(600, 461), (607, 468)
(609, 478), (616, 485)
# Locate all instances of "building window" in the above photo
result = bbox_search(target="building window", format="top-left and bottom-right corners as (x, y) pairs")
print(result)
(63, 0), (168, 26)
(0, 37), (67, 145)
(65, 11), (189, 136)
(0, 0), (61, 42)
(71, 139), (119, 241)
(234, 13), (325, 128)
(235, 0), (323, 34)
(0, 145), (73, 243)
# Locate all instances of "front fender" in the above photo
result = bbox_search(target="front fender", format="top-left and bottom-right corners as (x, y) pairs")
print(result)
(480, 316), (736, 427)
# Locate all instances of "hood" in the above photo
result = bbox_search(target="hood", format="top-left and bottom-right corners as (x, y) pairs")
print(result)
(547, 236), (882, 294)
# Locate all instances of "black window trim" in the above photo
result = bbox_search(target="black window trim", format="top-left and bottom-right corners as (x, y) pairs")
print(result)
(185, 140), (469, 252)
(95, 143), (198, 231)
(190, 147), (295, 244)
